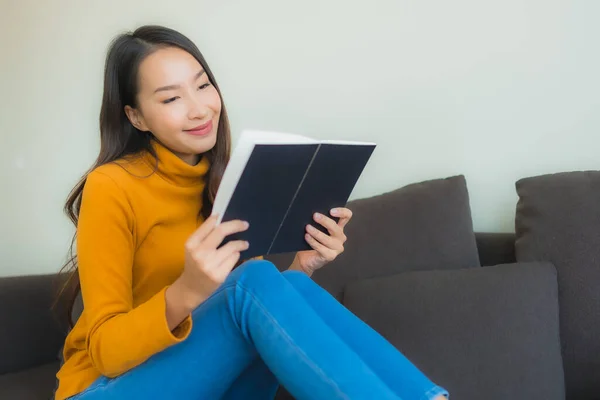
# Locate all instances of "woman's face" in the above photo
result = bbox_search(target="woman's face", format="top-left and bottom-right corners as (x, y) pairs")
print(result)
(125, 46), (221, 165)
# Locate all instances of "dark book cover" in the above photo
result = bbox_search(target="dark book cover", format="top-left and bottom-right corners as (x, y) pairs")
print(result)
(220, 144), (318, 258)
(218, 142), (375, 259)
(269, 143), (376, 254)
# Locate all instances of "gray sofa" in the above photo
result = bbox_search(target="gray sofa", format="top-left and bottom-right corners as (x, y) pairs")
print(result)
(1, 174), (598, 399)
(0, 233), (516, 400)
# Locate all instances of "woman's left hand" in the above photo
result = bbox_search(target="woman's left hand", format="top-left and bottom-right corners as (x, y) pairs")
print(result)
(289, 207), (353, 276)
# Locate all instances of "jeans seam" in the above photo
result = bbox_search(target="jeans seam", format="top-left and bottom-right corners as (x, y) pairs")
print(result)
(236, 281), (350, 400)
(191, 283), (237, 318)
(66, 378), (109, 399)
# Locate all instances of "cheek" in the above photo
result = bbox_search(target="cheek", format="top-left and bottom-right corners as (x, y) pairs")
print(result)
(146, 103), (187, 132)
(208, 87), (222, 116)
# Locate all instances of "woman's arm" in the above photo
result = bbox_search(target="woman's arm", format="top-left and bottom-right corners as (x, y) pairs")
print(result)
(78, 170), (193, 378)
(165, 278), (203, 330)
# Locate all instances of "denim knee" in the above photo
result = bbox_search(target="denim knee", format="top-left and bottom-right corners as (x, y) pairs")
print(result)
(226, 259), (282, 292)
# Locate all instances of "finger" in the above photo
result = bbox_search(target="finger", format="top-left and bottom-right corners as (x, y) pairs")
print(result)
(213, 240), (250, 266)
(208, 250), (243, 282)
(314, 212), (343, 237)
(306, 224), (342, 251)
(220, 251), (242, 274)
(189, 247), (213, 269)
(331, 208), (353, 228)
(202, 219), (250, 250)
(186, 214), (219, 249)
(305, 233), (337, 262)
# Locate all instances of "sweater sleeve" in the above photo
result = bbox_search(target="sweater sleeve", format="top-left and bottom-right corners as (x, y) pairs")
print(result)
(77, 170), (192, 378)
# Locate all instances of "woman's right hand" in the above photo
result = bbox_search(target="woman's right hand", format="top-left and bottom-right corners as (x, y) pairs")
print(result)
(166, 215), (250, 328)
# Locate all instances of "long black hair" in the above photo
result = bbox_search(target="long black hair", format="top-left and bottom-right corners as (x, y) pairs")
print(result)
(54, 25), (232, 328)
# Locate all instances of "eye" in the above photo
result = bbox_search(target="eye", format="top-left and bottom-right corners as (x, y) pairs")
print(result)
(162, 97), (179, 104)
(198, 83), (211, 90)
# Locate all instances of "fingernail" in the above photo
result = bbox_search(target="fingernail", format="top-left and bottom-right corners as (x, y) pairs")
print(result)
(331, 208), (339, 215)
(244, 221), (250, 228)
(305, 234), (311, 240)
(314, 213), (322, 220)
(245, 241), (250, 248)
(306, 224), (314, 232)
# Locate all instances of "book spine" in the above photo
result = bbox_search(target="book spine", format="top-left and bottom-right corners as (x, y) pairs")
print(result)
(266, 144), (322, 254)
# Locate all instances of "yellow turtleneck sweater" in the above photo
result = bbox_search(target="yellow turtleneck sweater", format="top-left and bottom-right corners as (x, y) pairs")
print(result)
(55, 140), (211, 400)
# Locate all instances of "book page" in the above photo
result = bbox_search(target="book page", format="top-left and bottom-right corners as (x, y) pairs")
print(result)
(320, 139), (377, 146)
(212, 136), (255, 223)
(240, 129), (317, 144)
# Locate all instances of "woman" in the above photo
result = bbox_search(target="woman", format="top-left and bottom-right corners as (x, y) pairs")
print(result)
(54, 25), (448, 400)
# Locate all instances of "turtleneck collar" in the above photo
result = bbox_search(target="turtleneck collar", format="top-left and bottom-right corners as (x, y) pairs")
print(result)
(146, 139), (210, 187)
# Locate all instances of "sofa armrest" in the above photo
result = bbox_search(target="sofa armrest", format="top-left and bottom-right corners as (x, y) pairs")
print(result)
(0, 274), (67, 374)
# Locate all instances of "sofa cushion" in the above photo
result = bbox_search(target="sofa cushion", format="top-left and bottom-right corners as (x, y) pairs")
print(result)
(0, 361), (59, 400)
(515, 171), (600, 399)
(0, 274), (66, 374)
(269, 175), (480, 299)
(343, 262), (565, 400)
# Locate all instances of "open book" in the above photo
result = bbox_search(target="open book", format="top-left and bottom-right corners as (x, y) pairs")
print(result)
(212, 129), (376, 258)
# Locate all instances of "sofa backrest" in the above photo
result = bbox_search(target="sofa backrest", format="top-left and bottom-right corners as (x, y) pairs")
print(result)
(475, 232), (516, 266)
(267, 232), (517, 298)
(0, 232), (516, 376)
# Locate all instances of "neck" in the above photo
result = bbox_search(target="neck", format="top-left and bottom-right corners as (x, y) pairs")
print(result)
(175, 152), (201, 166)
(146, 139), (210, 187)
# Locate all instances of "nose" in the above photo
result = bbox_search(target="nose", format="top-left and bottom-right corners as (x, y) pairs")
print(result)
(187, 94), (210, 120)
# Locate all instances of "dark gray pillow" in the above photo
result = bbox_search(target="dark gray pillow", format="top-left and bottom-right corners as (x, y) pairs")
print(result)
(269, 175), (480, 299)
(344, 263), (565, 400)
(515, 171), (600, 400)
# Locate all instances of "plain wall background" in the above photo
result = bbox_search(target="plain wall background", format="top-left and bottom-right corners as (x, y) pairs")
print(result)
(1, 0), (599, 276)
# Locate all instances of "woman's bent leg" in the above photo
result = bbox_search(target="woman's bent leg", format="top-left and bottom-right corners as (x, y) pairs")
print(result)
(70, 260), (401, 400)
(67, 286), (261, 399)
(282, 270), (449, 400)
(220, 358), (279, 400)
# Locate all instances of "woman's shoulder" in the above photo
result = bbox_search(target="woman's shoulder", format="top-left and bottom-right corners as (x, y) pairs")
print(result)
(88, 154), (154, 192)
(82, 157), (152, 215)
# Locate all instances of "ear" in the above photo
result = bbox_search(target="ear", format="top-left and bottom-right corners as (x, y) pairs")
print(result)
(124, 105), (150, 132)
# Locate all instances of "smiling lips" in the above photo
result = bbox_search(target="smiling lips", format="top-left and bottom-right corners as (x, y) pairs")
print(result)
(184, 120), (213, 136)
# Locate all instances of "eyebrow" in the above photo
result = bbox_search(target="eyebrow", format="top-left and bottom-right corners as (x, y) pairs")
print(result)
(154, 70), (205, 93)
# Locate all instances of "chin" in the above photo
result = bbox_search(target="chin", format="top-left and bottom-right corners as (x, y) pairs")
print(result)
(187, 132), (217, 154)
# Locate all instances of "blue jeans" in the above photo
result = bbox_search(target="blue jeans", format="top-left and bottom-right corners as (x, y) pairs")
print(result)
(68, 260), (448, 399)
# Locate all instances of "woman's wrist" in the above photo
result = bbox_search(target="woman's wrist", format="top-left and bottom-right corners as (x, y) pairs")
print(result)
(288, 254), (313, 277)
(165, 278), (202, 330)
